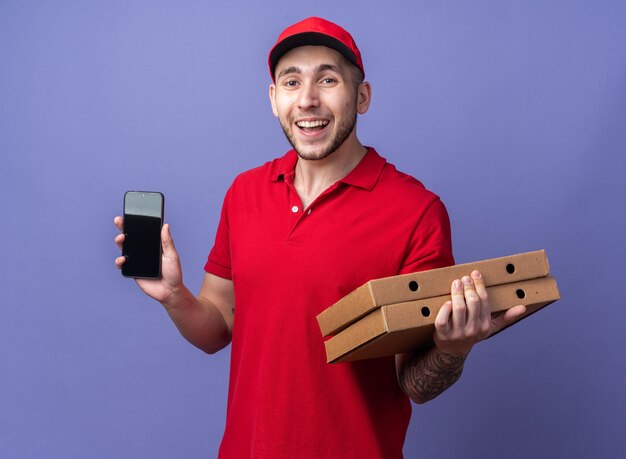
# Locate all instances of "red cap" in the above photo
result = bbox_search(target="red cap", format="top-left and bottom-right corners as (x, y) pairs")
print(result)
(268, 17), (364, 81)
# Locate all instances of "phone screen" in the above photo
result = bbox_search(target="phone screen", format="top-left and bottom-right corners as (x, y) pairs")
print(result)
(122, 191), (164, 279)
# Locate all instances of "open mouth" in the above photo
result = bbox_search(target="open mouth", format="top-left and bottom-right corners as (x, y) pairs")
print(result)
(295, 119), (330, 135)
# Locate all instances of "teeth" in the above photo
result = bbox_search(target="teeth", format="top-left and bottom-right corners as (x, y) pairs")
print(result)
(296, 120), (328, 128)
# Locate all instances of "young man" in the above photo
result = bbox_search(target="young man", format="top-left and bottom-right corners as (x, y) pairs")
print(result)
(114, 17), (525, 458)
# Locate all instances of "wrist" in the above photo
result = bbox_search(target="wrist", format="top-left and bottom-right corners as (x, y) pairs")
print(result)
(161, 283), (191, 310)
(432, 341), (472, 360)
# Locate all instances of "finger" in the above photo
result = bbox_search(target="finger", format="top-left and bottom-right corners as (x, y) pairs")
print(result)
(462, 275), (481, 331)
(115, 255), (126, 269)
(435, 301), (452, 335)
(450, 279), (466, 330)
(114, 233), (125, 251)
(471, 270), (491, 328)
(114, 216), (124, 231)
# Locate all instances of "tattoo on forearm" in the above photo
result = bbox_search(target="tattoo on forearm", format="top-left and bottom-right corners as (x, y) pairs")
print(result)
(399, 348), (466, 403)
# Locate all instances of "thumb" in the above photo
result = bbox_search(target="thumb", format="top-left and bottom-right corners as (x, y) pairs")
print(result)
(492, 304), (527, 335)
(161, 223), (177, 256)
(502, 304), (527, 324)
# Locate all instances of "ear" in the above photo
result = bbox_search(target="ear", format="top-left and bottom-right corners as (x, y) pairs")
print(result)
(269, 84), (278, 117)
(356, 81), (372, 115)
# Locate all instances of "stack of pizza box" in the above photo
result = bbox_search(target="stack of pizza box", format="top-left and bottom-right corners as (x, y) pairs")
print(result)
(317, 250), (560, 363)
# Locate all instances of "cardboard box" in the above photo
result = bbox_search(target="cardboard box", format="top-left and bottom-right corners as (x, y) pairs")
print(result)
(317, 250), (551, 337)
(325, 276), (560, 363)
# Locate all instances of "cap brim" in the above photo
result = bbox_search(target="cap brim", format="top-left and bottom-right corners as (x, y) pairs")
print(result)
(269, 32), (359, 79)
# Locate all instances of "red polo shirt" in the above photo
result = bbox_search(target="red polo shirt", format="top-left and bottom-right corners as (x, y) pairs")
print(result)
(205, 148), (454, 458)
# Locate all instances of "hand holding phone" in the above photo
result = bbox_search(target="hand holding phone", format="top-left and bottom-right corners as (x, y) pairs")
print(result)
(115, 192), (185, 303)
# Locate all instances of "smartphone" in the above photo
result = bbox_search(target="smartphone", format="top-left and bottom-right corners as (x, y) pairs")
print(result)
(122, 191), (164, 279)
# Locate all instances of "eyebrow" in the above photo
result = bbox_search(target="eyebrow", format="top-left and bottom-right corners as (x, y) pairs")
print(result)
(276, 63), (343, 80)
(277, 66), (300, 79)
(316, 64), (341, 73)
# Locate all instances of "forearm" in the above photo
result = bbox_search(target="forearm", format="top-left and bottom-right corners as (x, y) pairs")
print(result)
(397, 346), (466, 404)
(161, 285), (231, 354)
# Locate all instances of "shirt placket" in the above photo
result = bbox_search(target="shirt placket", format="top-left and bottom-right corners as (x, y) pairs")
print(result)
(283, 173), (342, 239)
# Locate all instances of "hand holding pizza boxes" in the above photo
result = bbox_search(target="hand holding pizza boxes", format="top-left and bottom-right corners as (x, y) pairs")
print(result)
(317, 250), (560, 363)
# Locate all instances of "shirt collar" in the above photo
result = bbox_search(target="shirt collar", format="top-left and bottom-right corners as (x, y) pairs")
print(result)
(270, 147), (386, 191)
(270, 150), (298, 182)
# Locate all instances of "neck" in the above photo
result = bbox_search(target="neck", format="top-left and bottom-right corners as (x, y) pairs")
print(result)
(294, 135), (367, 208)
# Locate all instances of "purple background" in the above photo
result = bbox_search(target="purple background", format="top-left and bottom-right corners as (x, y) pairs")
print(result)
(1, 1), (625, 458)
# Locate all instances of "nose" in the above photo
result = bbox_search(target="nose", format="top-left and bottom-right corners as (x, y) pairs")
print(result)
(297, 81), (320, 110)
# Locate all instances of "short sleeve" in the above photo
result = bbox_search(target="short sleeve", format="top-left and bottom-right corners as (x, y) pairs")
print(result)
(204, 187), (233, 280)
(399, 197), (454, 274)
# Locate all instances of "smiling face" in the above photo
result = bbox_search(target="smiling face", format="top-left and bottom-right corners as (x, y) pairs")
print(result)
(270, 45), (370, 161)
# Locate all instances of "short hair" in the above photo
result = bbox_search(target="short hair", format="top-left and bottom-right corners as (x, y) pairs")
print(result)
(339, 53), (364, 90)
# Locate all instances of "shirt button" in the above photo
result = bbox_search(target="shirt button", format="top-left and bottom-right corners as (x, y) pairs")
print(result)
(307, 209), (312, 215)
(291, 206), (299, 213)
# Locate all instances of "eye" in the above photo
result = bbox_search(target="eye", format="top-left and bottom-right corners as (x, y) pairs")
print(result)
(321, 77), (337, 84)
(283, 79), (299, 88)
